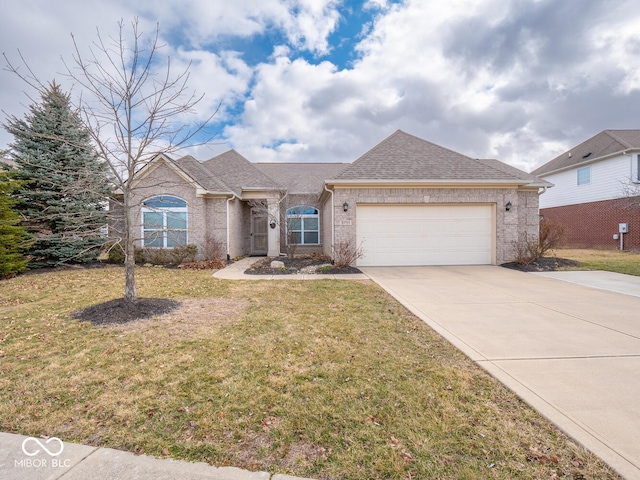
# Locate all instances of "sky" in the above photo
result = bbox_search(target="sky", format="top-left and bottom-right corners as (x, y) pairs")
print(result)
(2, 0), (640, 172)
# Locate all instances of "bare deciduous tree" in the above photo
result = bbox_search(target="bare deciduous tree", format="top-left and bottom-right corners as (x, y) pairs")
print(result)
(6, 18), (218, 301)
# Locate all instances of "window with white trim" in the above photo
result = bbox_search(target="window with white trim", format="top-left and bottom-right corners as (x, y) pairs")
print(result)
(577, 166), (591, 185)
(286, 206), (319, 245)
(142, 195), (187, 248)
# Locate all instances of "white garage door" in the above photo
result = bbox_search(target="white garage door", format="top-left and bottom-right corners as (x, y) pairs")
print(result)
(356, 204), (494, 266)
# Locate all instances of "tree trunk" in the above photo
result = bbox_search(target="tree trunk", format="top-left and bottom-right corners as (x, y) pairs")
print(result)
(124, 249), (137, 301)
(123, 190), (137, 302)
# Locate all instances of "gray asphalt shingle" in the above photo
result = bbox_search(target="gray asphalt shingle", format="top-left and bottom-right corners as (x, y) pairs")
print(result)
(255, 163), (348, 194)
(333, 130), (540, 183)
(201, 150), (281, 195)
(170, 130), (547, 195)
(532, 129), (640, 176)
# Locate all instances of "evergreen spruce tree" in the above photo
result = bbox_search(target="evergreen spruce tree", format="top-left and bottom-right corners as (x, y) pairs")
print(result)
(0, 170), (31, 277)
(4, 81), (112, 267)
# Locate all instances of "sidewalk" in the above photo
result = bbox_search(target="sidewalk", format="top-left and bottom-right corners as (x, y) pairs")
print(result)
(213, 257), (368, 281)
(1, 432), (312, 480)
(533, 269), (640, 297)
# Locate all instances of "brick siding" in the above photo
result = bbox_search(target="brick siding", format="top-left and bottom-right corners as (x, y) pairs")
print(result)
(129, 162), (230, 258)
(332, 187), (540, 265)
(540, 196), (640, 251)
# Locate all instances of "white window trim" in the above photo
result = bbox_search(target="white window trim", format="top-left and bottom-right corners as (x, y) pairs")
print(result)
(141, 196), (188, 248)
(286, 206), (320, 245)
(577, 166), (591, 186)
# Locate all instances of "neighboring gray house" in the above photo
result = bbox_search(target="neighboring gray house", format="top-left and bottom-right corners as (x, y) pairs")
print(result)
(123, 130), (548, 266)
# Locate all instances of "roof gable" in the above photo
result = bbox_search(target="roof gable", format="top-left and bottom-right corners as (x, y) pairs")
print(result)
(333, 130), (543, 185)
(173, 155), (231, 193)
(201, 150), (281, 195)
(532, 129), (640, 176)
(131, 153), (215, 194)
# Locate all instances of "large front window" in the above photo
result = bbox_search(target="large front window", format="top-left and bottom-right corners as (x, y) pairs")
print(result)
(142, 195), (187, 248)
(286, 206), (319, 245)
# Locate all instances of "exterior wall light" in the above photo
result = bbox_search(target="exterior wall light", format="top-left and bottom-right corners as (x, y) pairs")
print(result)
(505, 201), (512, 212)
(269, 219), (276, 229)
(343, 202), (349, 212)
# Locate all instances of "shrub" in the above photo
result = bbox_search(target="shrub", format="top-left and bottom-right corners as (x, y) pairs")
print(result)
(333, 240), (365, 268)
(0, 171), (31, 277)
(537, 218), (565, 257)
(202, 234), (226, 261)
(512, 218), (565, 266)
(106, 242), (125, 264)
(135, 244), (198, 266)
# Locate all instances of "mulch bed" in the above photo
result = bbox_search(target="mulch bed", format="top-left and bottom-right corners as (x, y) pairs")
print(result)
(71, 298), (181, 325)
(245, 256), (362, 275)
(501, 256), (580, 272)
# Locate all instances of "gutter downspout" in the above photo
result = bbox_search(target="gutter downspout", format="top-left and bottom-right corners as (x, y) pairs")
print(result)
(226, 194), (236, 262)
(324, 184), (335, 259)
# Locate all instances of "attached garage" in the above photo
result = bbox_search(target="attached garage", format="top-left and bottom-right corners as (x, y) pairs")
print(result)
(356, 204), (495, 266)
(324, 130), (550, 266)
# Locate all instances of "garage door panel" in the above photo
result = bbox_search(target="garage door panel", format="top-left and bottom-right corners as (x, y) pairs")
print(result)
(357, 205), (494, 266)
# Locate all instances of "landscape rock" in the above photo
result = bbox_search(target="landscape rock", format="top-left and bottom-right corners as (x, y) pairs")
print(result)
(270, 260), (285, 269)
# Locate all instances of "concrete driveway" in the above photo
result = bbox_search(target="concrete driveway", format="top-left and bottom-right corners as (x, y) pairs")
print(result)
(362, 265), (640, 480)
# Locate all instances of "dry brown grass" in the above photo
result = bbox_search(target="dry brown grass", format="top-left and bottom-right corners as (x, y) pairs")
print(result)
(556, 248), (640, 276)
(0, 266), (621, 479)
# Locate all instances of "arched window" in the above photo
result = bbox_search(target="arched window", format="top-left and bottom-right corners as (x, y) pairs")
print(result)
(286, 206), (319, 245)
(142, 195), (187, 248)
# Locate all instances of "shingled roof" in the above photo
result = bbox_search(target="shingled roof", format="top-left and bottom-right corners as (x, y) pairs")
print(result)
(201, 150), (281, 195)
(165, 130), (548, 195)
(531, 130), (640, 176)
(255, 163), (348, 194)
(331, 130), (547, 186)
(173, 155), (231, 193)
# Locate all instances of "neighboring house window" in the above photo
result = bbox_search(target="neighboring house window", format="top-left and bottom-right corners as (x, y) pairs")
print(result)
(577, 166), (591, 185)
(142, 195), (187, 248)
(286, 206), (319, 245)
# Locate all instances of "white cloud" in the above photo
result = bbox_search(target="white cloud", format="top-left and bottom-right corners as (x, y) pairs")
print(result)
(4, 0), (640, 172)
(132, 0), (342, 55)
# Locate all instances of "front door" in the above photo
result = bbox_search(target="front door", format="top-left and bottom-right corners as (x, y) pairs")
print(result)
(251, 215), (268, 255)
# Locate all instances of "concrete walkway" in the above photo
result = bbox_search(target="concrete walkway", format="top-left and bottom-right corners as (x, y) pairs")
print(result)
(0, 432), (312, 480)
(361, 266), (640, 480)
(534, 270), (640, 298)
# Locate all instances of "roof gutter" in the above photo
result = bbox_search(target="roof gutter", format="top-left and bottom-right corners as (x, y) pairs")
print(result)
(326, 178), (545, 188)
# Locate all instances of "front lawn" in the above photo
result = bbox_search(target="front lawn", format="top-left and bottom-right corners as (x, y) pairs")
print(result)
(0, 267), (619, 479)
(556, 248), (640, 276)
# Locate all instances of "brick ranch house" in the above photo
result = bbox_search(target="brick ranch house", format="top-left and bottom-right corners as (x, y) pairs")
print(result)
(532, 130), (640, 251)
(116, 130), (549, 267)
